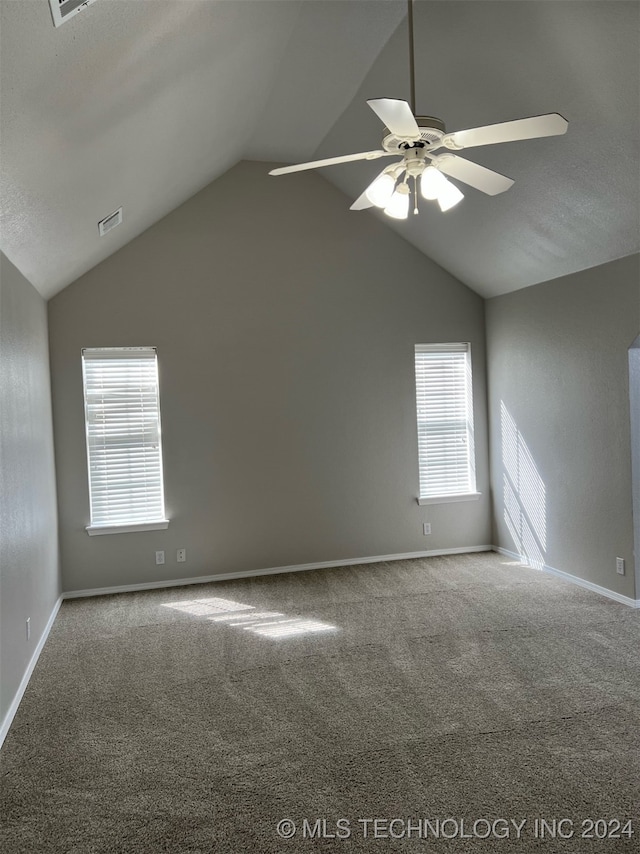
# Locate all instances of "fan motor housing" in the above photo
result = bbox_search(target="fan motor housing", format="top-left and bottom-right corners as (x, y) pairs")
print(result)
(415, 116), (446, 134)
(382, 116), (446, 153)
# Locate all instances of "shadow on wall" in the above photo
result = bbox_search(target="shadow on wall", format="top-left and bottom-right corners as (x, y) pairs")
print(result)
(501, 401), (547, 570)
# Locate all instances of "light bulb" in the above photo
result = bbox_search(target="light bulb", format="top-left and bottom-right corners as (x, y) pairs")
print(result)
(420, 166), (449, 200)
(384, 184), (410, 219)
(365, 172), (396, 208)
(437, 181), (464, 212)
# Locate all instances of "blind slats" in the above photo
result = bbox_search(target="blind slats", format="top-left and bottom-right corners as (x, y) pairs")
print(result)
(82, 348), (166, 528)
(415, 343), (476, 499)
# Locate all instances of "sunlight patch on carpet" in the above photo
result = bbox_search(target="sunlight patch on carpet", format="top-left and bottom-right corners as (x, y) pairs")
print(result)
(161, 596), (337, 639)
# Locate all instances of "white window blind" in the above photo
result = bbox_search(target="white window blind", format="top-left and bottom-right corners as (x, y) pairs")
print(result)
(82, 348), (167, 532)
(415, 343), (476, 500)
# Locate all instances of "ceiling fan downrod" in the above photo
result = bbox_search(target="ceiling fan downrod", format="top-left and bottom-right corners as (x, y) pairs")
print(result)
(407, 0), (416, 115)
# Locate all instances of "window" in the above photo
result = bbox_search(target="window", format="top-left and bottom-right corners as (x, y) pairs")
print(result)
(414, 343), (478, 504)
(82, 347), (168, 534)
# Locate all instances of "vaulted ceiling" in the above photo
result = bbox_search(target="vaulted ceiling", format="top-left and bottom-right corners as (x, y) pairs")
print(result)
(1, 1), (638, 300)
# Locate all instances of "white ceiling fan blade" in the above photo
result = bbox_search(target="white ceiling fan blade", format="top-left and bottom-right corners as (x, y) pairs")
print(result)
(350, 191), (375, 211)
(444, 113), (568, 150)
(435, 155), (514, 195)
(367, 98), (421, 140)
(269, 150), (392, 176)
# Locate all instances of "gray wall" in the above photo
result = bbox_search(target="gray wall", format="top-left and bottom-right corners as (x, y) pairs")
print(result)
(486, 254), (640, 599)
(48, 160), (490, 593)
(630, 337), (640, 595)
(0, 253), (60, 726)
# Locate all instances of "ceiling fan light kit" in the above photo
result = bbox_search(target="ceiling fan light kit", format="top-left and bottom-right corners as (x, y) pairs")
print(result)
(437, 181), (465, 213)
(365, 167), (399, 208)
(421, 166), (448, 201)
(269, 0), (568, 221)
(384, 183), (411, 220)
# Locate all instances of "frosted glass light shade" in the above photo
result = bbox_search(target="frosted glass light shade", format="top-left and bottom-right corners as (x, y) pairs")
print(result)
(420, 166), (449, 200)
(365, 173), (396, 208)
(438, 182), (464, 212)
(384, 184), (410, 219)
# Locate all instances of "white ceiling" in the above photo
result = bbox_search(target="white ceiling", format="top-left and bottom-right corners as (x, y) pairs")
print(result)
(0, 0), (638, 300)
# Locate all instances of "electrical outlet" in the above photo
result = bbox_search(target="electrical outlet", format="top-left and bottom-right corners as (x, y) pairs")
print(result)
(616, 557), (625, 576)
(177, 548), (186, 563)
(26, 617), (31, 641)
(423, 523), (432, 536)
(155, 550), (165, 565)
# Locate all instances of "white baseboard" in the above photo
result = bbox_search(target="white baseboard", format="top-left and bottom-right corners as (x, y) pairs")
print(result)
(0, 595), (63, 750)
(494, 546), (640, 608)
(63, 545), (494, 599)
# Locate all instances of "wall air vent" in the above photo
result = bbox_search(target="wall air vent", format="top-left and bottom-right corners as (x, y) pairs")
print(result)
(98, 207), (123, 237)
(49, 0), (99, 28)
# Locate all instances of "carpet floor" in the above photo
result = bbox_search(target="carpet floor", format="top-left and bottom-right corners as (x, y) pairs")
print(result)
(1, 551), (639, 853)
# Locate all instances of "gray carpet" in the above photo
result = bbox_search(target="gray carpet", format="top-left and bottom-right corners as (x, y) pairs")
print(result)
(1, 552), (639, 852)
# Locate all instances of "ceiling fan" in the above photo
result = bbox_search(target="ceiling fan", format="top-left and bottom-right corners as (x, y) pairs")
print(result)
(269, 0), (568, 219)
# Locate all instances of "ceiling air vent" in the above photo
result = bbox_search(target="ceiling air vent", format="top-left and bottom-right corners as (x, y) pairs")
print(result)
(98, 208), (123, 237)
(49, 0), (99, 28)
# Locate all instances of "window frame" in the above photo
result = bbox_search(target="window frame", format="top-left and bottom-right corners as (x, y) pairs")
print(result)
(81, 346), (169, 536)
(414, 342), (480, 505)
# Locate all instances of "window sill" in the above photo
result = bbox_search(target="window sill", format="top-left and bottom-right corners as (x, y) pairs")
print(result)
(417, 493), (481, 506)
(86, 520), (170, 536)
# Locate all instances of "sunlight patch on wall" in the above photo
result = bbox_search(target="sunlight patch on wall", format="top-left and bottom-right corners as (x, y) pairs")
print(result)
(161, 596), (337, 640)
(501, 401), (547, 570)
